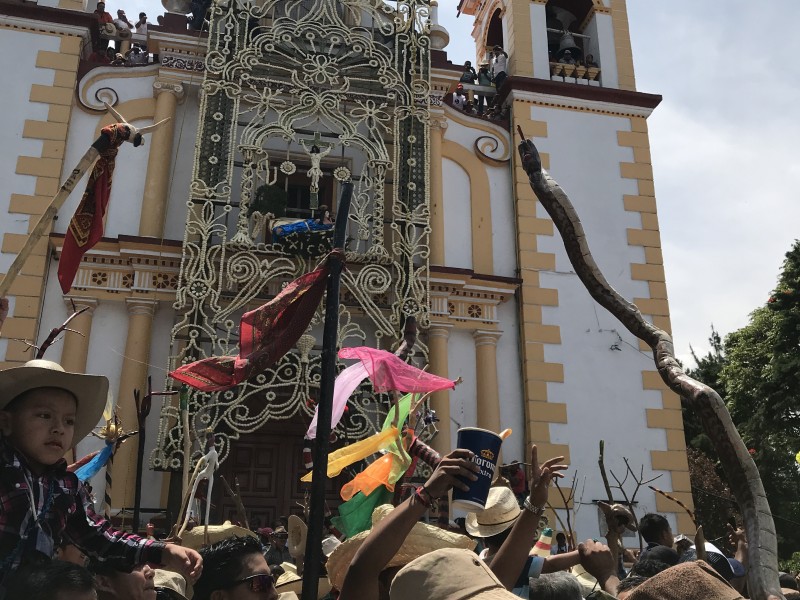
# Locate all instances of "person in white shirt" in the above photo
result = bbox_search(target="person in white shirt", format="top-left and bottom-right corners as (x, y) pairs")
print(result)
(491, 45), (509, 93)
(451, 83), (467, 111)
(135, 12), (148, 34)
(113, 9), (133, 33)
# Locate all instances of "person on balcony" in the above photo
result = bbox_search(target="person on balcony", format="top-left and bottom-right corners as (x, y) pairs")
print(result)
(459, 60), (477, 85)
(491, 45), (508, 93)
(476, 62), (492, 115)
(451, 84), (467, 111)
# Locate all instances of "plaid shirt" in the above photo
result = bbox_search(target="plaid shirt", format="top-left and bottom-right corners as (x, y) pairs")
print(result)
(0, 439), (164, 582)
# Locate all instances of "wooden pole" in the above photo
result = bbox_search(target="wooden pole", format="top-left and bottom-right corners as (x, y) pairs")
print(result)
(301, 182), (352, 600)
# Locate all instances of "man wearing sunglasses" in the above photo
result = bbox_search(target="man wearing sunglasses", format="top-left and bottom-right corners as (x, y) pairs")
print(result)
(193, 536), (278, 600)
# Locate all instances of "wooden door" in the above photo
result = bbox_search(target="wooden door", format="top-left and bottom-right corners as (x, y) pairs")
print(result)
(214, 417), (343, 530)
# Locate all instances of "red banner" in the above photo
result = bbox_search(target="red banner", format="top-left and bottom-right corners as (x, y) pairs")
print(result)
(58, 124), (130, 294)
(170, 263), (331, 391)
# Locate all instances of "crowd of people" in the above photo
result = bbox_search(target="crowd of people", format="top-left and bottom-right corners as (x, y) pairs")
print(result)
(450, 45), (510, 120)
(0, 295), (798, 600)
(87, 2), (151, 66)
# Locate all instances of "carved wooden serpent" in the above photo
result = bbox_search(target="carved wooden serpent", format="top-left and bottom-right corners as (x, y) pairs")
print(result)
(517, 139), (782, 599)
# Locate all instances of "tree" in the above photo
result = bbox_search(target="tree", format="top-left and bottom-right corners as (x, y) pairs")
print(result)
(722, 240), (800, 558)
(684, 327), (725, 459)
(686, 447), (738, 544)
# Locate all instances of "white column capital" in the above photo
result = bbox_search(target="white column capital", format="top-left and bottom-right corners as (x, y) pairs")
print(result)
(63, 296), (99, 314)
(153, 79), (186, 101)
(126, 297), (158, 316)
(472, 329), (502, 346)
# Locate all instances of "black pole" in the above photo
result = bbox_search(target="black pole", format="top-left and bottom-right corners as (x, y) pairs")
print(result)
(301, 181), (352, 600)
(132, 379), (149, 533)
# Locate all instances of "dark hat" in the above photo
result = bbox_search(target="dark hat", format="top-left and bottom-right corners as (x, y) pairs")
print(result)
(493, 45), (503, 51)
(257, 527), (273, 537)
(680, 542), (746, 581)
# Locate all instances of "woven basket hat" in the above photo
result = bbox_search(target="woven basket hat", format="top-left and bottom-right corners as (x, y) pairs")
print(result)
(275, 562), (332, 599)
(326, 504), (475, 591)
(180, 521), (257, 550)
(465, 486), (520, 538)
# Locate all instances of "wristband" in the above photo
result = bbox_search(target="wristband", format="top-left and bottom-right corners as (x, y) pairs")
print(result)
(523, 496), (545, 515)
(415, 485), (433, 508)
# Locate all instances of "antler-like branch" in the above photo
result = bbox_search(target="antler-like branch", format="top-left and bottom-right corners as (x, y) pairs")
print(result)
(517, 137), (782, 600)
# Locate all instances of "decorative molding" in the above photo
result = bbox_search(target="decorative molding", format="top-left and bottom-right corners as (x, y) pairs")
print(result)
(473, 329), (502, 346)
(126, 297), (158, 316)
(78, 64), (160, 111)
(63, 296), (99, 313)
(509, 88), (657, 118)
(429, 270), (516, 329)
(49, 234), (182, 302)
(153, 78), (186, 101)
(160, 53), (205, 75)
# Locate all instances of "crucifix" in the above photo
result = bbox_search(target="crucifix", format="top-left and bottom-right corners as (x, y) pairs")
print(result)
(300, 132), (333, 210)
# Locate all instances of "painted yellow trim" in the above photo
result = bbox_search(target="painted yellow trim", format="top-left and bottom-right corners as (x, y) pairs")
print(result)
(617, 115), (693, 517)
(2, 40), (82, 365)
(610, 0), (636, 91)
(442, 139), (494, 274)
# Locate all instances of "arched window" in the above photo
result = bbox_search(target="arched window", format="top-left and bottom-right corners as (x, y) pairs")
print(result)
(485, 8), (503, 50)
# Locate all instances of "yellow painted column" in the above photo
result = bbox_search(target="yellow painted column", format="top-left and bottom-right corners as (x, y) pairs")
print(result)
(429, 117), (447, 265)
(428, 322), (453, 454)
(139, 80), (185, 238)
(473, 330), (502, 434)
(59, 297), (98, 373)
(110, 298), (157, 508)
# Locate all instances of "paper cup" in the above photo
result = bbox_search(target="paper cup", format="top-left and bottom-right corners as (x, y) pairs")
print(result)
(451, 427), (503, 511)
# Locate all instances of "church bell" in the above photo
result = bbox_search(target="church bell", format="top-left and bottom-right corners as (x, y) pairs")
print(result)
(557, 31), (582, 60)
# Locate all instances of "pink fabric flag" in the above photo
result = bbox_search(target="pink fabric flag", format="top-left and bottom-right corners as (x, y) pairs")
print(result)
(338, 346), (456, 393)
(306, 361), (368, 439)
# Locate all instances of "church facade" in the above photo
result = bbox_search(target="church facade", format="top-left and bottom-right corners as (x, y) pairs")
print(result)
(0, 0), (694, 539)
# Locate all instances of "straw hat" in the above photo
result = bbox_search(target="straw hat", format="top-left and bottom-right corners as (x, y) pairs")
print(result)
(326, 504), (475, 591)
(288, 515), (307, 560)
(390, 548), (518, 600)
(275, 562), (332, 599)
(154, 569), (191, 600)
(465, 487), (520, 538)
(180, 521), (257, 550)
(0, 359), (108, 446)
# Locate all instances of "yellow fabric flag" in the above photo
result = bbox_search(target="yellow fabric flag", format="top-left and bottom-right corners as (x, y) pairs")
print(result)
(301, 427), (399, 482)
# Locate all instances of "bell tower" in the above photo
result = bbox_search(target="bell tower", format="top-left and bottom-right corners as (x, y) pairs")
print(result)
(457, 0), (636, 91)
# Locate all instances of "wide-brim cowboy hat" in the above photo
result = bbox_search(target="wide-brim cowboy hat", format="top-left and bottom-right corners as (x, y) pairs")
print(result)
(390, 548), (519, 600)
(275, 562), (331, 599)
(154, 569), (192, 600)
(288, 515), (307, 560)
(180, 521), (257, 550)
(0, 359), (108, 446)
(465, 486), (520, 538)
(326, 504), (475, 591)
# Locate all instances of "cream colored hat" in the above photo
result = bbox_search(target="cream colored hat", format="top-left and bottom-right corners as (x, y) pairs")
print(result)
(390, 548), (518, 600)
(326, 504), (475, 591)
(154, 569), (191, 600)
(288, 514), (307, 560)
(465, 486), (520, 538)
(180, 520), (257, 550)
(0, 359), (108, 446)
(275, 562), (332, 599)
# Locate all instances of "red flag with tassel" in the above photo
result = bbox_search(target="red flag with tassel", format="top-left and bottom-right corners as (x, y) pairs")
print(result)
(170, 253), (339, 391)
(58, 124), (131, 294)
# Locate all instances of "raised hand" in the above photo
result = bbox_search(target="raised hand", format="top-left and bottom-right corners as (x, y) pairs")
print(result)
(423, 448), (480, 499)
(526, 444), (568, 510)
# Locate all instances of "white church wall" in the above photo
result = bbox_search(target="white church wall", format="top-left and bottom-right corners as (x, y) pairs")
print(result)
(0, 29), (59, 270)
(489, 162), (516, 277)
(55, 73), (157, 239)
(442, 157), (473, 270)
(496, 299), (524, 463)
(447, 327), (477, 450)
(529, 105), (672, 536)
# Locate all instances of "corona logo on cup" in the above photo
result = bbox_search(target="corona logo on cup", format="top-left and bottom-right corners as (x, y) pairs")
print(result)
(480, 449), (495, 461)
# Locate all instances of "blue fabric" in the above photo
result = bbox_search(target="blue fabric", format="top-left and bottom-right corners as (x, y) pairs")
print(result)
(513, 555), (545, 597)
(74, 443), (114, 481)
(272, 219), (332, 240)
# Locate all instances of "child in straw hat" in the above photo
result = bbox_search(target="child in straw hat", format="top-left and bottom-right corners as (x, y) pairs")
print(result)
(0, 359), (202, 593)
